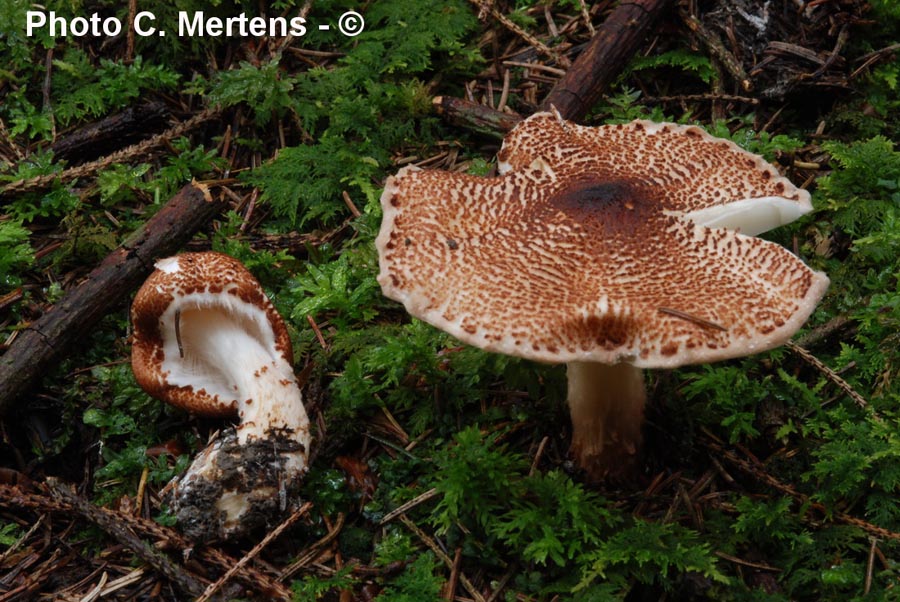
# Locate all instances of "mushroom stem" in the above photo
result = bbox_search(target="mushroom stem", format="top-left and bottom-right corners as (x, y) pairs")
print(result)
(178, 307), (310, 450)
(167, 307), (310, 540)
(566, 361), (645, 482)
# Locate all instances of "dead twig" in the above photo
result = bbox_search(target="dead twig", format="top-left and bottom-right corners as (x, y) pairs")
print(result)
(0, 513), (46, 565)
(470, 0), (568, 68)
(46, 479), (213, 601)
(864, 537), (878, 595)
(341, 190), (362, 218)
(398, 513), (486, 602)
(502, 60), (566, 77)
(704, 437), (900, 543)
(379, 487), (440, 525)
(279, 513), (347, 580)
(851, 43), (900, 79)
(680, 7), (752, 92)
(1, 107), (222, 196)
(529, 436), (549, 476)
(0, 483), (287, 598)
(306, 315), (329, 350)
(195, 502), (312, 602)
(443, 548), (463, 601)
(714, 551), (781, 572)
(806, 24), (849, 80)
(644, 93), (759, 105)
(784, 340), (871, 412)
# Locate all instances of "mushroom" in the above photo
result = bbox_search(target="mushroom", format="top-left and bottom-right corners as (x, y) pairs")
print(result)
(376, 111), (829, 481)
(131, 251), (311, 540)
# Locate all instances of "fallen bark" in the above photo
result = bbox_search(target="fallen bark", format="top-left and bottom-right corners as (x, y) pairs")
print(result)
(0, 182), (227, 415)
(541, 0), (674, 120)
(432, 96), (523, 137)
(49, 101), (171, 164)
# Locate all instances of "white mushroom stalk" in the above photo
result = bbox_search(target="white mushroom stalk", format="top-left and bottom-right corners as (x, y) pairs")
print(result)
(131, 252), (310, 541)
(376, 111), (829, 482)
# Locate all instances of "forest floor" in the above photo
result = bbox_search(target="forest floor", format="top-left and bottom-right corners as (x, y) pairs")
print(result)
(1, 0), (900, 600)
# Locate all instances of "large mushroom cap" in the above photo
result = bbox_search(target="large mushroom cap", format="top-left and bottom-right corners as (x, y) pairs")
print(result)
(376, 112), (829, 369)
(131, 251), (296, 417)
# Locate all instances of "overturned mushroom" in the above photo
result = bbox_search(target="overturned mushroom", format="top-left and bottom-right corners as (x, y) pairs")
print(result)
(376, 111), (828, 481)
(131, 251), (310, 540)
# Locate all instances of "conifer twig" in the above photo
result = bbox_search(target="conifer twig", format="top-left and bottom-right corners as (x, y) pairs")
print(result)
(1, 107), (222, 196)
(0, 483), (284, 597)
(46, 479), (212, 600)
(705, 437), (900, 542)
(784, 340), (870, 411)
(196, 502), (311, 602)
(469, 0), (568, 67)
(379, 487), (440, 525)
(279, 513), (346, 580)
(398, 514), (486, 602)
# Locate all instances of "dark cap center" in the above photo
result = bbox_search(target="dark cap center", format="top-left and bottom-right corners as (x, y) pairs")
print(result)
(548, 178), (656, 236)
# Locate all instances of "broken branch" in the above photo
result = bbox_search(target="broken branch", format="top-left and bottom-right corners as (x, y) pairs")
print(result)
(541, 0), (673, 120)
(0, 182), (227, 414)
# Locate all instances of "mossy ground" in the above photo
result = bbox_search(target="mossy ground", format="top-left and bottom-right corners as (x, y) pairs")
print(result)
(1, 1), (900, 600)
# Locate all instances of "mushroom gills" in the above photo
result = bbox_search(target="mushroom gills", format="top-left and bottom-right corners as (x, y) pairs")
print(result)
(678, 196), (811, 237)
(172, 305), (308, 448)
(566, 361), (645, 482)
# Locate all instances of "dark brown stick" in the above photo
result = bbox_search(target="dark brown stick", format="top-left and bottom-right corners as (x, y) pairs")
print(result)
(0, 182), (227, 414)
(46, 479), (217, 600)
(432, 96), (523, 137)
(49, 101), (170, 163)
(541, 0), (673, 120)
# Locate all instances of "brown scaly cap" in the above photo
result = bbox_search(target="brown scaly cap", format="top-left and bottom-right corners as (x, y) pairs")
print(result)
(131, 251), (294, 416)
(376, 112), (829, 369)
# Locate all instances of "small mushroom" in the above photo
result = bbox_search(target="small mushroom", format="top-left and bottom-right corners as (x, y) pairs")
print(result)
(376, 111), (828, 481)
(131, 251), (310, 540)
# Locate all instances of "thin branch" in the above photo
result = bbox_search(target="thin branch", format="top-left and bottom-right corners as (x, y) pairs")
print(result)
(379, 487), (440, 525)
(1, 107), (222, 196)
(784, 340), (870, 412)
(46, 479), (212, 601)
(398, 514), (486, 602)
(196, 502), (312, 602)
(469, 0), (568, 67)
